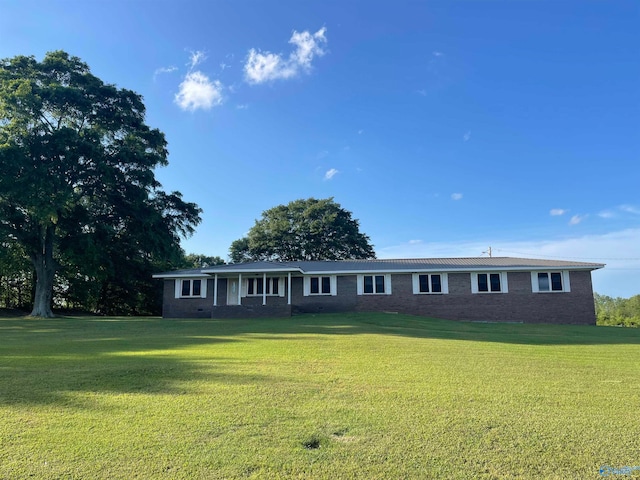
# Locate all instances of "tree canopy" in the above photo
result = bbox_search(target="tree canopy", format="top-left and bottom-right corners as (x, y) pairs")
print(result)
(229, 197), (375, 262)
(594, 293), (640, 327)
(0, 51), (201, 316)
(181, 253), (226, 269)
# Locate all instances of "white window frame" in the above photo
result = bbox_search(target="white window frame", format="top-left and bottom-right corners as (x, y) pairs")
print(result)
(531, 271), (571, 293)
(357, 274), (392, 295)
(175, 278), (207, 298)
(412, 273), (449, 294)
(471, 272), (509, 294)
(243, 277), (285, 297)
(303, 275), (337, 296)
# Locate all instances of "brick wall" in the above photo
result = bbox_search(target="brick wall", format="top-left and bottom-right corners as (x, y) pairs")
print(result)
(162, 270), (597, 324)
(352, 271), (596, 325)
(162, 279), (215, 319)
(291, 276), (358, 314)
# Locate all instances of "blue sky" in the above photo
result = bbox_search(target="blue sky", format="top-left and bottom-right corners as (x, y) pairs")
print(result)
(1, 1), (639, 297)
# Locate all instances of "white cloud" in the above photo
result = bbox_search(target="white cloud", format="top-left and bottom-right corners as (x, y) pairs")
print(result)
(619, 204), (640, 215)
(188, 50), (206, 70)
(569, 214), (587, 226)
(244, 27), (327, 84)
(236, 104), (249, 110)
(324, 168), (339, 180)
(463, 131), (471, 142)
(550, 209), (567, 216)
(358, 129), (364, 135)
(451, 193), (463, 201)
(153, 66), (177, 79)
(596, 205), (639, 218)
(376, 228), (640, 298)
(290, 28), (327, 68)
(568, 214), (587, 226)
(432, 51), (444, 57)
(408, 239), (423, 245)
(174, 72), (223, 111)
(245, 50), (291, 83)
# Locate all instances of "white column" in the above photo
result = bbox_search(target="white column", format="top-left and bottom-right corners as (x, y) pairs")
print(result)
(262, 273), (267, 305)
(287, 272), (292, 305)
(213, 274), (218, 306)
(238, 274), (242, 305)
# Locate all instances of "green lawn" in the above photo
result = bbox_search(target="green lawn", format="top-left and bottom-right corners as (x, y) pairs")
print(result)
(1, 313), (640, 479)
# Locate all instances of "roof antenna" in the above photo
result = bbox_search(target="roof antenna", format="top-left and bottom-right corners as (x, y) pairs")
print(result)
(481, 246), (493, 257)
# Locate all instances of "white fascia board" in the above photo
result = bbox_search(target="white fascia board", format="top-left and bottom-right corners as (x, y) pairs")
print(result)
(497, 265), (603, 272)
(431, 265), (603, 273)
(201, 267), (304, 274)
(152, 273), (207, 279)
(302, 269), (442, 275)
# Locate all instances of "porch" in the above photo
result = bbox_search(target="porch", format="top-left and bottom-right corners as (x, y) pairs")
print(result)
(212, 272), (294, 308)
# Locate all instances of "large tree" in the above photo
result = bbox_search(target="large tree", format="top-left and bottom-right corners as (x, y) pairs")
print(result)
(229, 197), (375, 262)
(181, 253), (226, 269)
(0, 51), (201, 317)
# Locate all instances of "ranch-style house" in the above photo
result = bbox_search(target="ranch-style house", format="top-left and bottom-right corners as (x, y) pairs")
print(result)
(153, 257), (604, 324)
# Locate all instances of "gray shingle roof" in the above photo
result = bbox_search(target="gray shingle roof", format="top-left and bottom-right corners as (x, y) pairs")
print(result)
(153, 257), (604, 278)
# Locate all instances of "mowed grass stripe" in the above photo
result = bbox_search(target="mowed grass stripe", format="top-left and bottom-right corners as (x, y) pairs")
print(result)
(1, 313), (639, 479)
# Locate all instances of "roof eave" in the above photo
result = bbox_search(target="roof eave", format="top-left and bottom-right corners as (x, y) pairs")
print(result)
(152, 273), (207, 279)
(200, 267), (305, 274)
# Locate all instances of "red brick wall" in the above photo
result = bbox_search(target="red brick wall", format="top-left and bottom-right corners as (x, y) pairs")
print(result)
(162, 271), (597, 324)
(162, 279), (214, 318)
(353, 271), (596, 324)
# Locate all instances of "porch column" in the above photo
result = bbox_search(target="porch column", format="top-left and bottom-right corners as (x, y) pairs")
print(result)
(238, 274), (242, 305)
(287, 272), (292, 305)
(213, 274), (218, 306)
(262, 273), (267, 305)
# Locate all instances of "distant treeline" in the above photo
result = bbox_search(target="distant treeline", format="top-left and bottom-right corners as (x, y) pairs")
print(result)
(595, 293), (640, 327)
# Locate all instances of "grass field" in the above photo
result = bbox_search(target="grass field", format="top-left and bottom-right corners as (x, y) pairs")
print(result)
(1, 313), (640, 479)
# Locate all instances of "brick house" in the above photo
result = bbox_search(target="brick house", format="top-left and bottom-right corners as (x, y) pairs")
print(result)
(153, 257), (604, 324)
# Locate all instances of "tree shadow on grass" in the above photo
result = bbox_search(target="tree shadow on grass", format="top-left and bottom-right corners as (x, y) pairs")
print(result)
(0, 313), (638, 407)
(0, 316), (271, 408)
(182, 312), (640, 346)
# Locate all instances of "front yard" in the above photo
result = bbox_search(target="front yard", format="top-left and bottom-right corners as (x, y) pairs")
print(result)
(1, 313), (639, 478)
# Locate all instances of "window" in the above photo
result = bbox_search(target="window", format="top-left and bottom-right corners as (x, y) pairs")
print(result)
(358, 274), (391, 295)
(246, 277), (281, 296)
(364, 275), (384, 294)
(412, 273), (448, 294)
(472, 272), (508, 294)
(310, 276), (331, 294)
(193, 280), (202, 296)
(176, 278), (206, 298)
(478, 273), (500, 292)
(532, 271), (570, 293)
(304, 276), (336, 296)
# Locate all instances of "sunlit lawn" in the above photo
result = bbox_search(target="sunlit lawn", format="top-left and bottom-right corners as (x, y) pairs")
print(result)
(1, 313), (640, 479)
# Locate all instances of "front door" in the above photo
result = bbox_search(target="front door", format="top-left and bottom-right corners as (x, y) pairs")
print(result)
(227, 278), (239, 305)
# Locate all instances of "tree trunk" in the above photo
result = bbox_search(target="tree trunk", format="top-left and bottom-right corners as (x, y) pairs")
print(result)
(29, 225), (57, 318)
